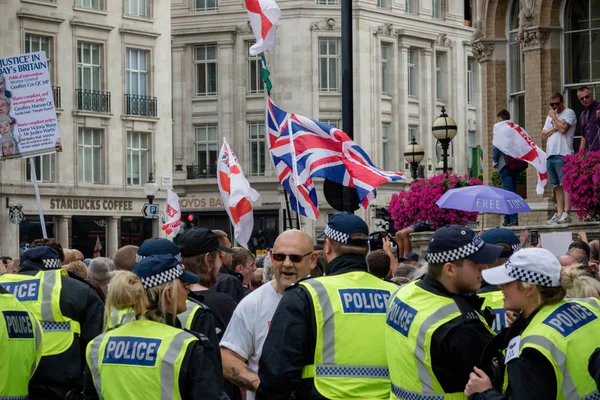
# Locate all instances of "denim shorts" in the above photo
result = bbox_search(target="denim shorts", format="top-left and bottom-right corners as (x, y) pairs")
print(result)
(546, 155), (566, 188)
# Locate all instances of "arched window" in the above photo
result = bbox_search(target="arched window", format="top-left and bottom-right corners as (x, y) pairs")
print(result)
(507, 0), (525, 127)
(563, 0), (600, 149)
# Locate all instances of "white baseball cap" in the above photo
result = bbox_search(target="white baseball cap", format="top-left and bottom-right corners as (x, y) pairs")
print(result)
(482, 248), (561, 287)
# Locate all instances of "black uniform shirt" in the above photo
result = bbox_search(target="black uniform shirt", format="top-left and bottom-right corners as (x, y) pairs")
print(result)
(213, 267), (246, 303)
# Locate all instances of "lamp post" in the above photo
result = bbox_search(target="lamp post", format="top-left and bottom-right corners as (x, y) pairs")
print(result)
(403, 136), (425, 179)
(432, 106), (457, 174)
(435, 160), (453, 173)
(143, 172), (159, 239)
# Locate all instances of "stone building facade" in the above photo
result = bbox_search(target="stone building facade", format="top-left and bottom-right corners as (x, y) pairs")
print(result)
(0, 0), (173, 258)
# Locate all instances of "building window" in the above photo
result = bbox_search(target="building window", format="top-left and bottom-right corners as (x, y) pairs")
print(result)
(408, 124), (419, 145)
(406, 0), (416, 15)
(77, 42), (101, 91)
(76, 0), (104, 9)
(321, 119), (341, 129)
(247, 43), (264, 94)
(407, 50), (417, 98)
(125, 0), (149, 17)
(382, 123), (390, 170)
(78, 128), (103, 184)
(25, 34), (52, 77)
(377, 0), (388, 9)
(194, 124), (219, 172)
(564, 0), (600, 85)
(381, 44), (390, 95)
(194, 45), (217, 96)
(248, 122), (266, 176)
(126, 131), (149, 186)
(27, 155), (54, 182)
(467, 57), (474, 105)
(432, 0), (442, 19)
(507, 0), (525, 127)
(436, 52), (446, 102)
(316, 0), (338, 4)
(319, 38), (340, 92)
(194, 0), (217, 11)
(126, 48), (148, 96)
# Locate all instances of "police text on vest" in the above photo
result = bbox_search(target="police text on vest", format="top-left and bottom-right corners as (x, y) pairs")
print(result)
(1, 280), (40, 301)
(339, 289), (391, 314)
(103, 337), (162, 366)
(542, 302), (597, 337)
(386, 298), (418, 337)
(3, 311), (34, 339)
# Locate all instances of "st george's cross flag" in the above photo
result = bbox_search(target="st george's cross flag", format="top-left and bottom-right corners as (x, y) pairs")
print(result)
(93, 236), (102, 258)
(217, 138), (260, 249)
(244, 0), (280, 56)
(493, 120), (548, 195)
(161, 189), (182, 238)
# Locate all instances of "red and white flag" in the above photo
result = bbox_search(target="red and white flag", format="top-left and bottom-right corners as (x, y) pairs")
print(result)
(93, 236), (102, 258)
(161, 189), (181, 238)
(217, 137), (260, 249)
(245, 0), (280, 56)
(493, 120), (548, 195)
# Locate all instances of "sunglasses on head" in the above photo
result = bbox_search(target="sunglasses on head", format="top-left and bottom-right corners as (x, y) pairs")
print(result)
(549, 102), (561, 107)
(271, 251), (313, 263)
(579, 95), (591, 101)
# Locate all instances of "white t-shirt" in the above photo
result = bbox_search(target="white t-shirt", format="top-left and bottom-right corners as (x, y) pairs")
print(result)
(220, 280), (282, 400)
(543, 107), (577, 156)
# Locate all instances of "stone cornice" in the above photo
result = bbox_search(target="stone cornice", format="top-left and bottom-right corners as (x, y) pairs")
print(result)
(119, 27), (161, 38)
(70, 18), (115, 31)
(310, 17), (339, 31)
(517, 26), (553, 51)
(434, 33), (454, 48)
(373, 23), (394, 37)
(17, 10), (65, 24)
(172, 25), (238, 36)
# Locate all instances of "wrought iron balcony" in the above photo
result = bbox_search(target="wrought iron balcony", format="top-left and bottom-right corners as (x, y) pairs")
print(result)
(125, 94), (157, 117)
(52, 86), (61, 109)
(76, 89), (111, 113)
(187, 164), (217, 179)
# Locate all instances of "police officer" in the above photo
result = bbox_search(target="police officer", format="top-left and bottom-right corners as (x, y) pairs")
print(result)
(257, 212), (398, 399)
(0, 246), (104, 399)
(83, 254), (225, 399)
(479, 228), (522, 333)
(385, 224), (502, 399)
(466, 248), (600, 400)
(0, 285), (43, 397)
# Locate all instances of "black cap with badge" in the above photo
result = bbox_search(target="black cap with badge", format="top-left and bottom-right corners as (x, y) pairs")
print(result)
(178, 227), (233, 258)
(424, 225), (503, 264)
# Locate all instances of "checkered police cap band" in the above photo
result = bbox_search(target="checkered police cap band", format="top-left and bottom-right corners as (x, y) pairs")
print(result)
(140, 264), (184, 289)
(136, 253), (182, 264)
(42, 258), (63, 270)
(324, 225), (350, 244)
(505, 261), (553, 287)
(424, 236), (485, 264)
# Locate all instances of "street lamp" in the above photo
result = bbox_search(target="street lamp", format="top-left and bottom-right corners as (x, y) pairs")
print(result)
(143, 172), (159, 205)
(432, 106), (457, 174)
(435, 160), (453, 173)
(403, 136), (425, 179)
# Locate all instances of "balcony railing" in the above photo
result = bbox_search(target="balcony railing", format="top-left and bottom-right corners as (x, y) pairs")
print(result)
(52, 86), (61, 109)
(125, 94), (157, 117)
(187, 164), (217, 179)
(76, 89), (111, 113)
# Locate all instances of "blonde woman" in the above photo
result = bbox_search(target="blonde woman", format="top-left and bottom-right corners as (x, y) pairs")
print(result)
(563, 265), (600, 299)
(83, 254), (225, 400)
(465, 248), (600, 400)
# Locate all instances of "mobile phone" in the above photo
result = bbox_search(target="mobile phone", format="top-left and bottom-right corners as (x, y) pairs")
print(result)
(530, 230), (539, 247)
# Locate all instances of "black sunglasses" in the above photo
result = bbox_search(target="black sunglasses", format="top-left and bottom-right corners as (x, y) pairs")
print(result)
(272, 251), (313, 263)
(579, 95), (591, 101)
(549, 102), (561, 107)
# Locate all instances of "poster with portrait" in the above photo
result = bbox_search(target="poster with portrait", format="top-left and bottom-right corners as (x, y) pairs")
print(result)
(0, 51), (61, 162)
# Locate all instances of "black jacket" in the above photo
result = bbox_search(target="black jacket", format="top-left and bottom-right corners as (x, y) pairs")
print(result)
(256, 254), (390, 400)
(13, 263), (105, 400)
(213, 267), (246, 303)
(82, 316), (227, 400)
(469, 309), (556, 400)
(589, 348), (600, 392)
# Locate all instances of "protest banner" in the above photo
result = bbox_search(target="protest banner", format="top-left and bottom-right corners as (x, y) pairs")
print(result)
(0, 51), (61, 162)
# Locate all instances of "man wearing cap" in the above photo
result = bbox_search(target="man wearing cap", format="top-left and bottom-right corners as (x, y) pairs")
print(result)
(257, 213), (398, 400)
(213, 230), (247, 303)
(0, 246), (104, 399)
(385, 224), (502, 400)
(398, 251), (419, 266)
(478, 228), (521, 333)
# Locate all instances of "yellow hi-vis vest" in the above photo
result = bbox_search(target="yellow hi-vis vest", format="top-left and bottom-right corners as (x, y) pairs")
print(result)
(177, 300), (203, 330)
(0, 270), (81, 356)
(479, 289), (506, 333)
(86, 319), (198, 400)
(106, 307), (137, 330)
(300, 271), (398, 399)
(510, 298), (600, 400)
(385, 281), (494, 400)
(0, 291), (43, 398)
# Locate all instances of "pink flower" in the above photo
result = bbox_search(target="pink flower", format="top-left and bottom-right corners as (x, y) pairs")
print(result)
(562, 151), (600, 219)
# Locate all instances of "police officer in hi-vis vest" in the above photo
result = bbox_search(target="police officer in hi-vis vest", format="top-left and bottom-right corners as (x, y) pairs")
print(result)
(83, 254), (226, 400)
(385, 225), (502, 400)
(465, 248), (600, 400)
(478, 228), (522, 333)
(257, 212), (398, 400)
(0, 246), (104, 399)
(0, 285), (43, 398)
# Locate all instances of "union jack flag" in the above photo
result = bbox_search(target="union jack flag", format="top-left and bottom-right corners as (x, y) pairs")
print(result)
(266, 97), (405, 217)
